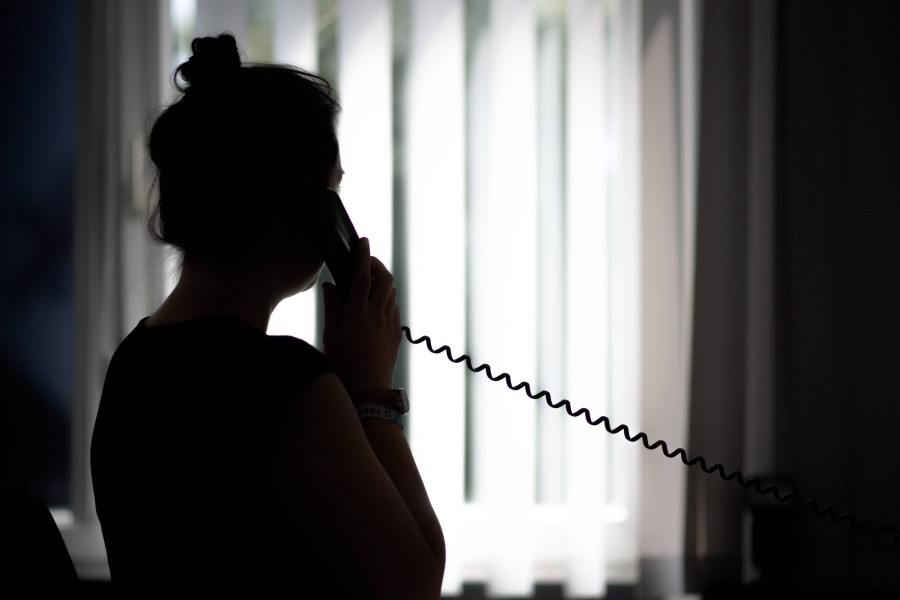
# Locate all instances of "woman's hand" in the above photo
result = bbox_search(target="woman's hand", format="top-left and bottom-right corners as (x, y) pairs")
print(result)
(322, 238), (402, 395)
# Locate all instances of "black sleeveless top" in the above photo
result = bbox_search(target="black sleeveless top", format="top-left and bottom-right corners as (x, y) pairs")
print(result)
(91, 315), (337, 590)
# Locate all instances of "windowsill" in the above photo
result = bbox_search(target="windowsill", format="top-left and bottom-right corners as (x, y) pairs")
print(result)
(52, 505), (636, 585)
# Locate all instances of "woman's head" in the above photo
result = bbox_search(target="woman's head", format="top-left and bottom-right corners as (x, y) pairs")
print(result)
(148, 34), (341, 263)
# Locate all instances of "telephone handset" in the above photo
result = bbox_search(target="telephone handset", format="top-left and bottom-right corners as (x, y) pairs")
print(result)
(316, 188), (900, 546)
(318, 188), (359, 300)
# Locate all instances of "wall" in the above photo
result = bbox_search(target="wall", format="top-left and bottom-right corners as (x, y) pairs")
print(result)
(779, 0), (900, 588)
(0, 0), (77, 508)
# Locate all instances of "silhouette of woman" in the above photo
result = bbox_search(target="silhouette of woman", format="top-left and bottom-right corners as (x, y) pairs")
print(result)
(90, 34), (444, 597)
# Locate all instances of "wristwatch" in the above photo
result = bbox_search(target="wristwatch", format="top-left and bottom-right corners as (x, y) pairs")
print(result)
(352, 388), (409, 416)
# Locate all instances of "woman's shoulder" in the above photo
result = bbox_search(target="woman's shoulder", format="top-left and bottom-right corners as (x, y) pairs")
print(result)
(99, 315), (337, 427)
(264, 332), (334, 376)
(113, 314), (333, 381)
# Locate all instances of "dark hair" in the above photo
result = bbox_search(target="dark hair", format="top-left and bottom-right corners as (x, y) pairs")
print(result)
(147, 33), (341, 262)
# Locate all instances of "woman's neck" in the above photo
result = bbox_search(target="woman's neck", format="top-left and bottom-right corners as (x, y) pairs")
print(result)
(147, 259), (282, 332)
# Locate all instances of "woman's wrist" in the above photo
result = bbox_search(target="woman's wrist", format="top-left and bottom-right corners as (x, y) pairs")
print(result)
(341, 375), (393, 397)
(351, 388), (409, 415)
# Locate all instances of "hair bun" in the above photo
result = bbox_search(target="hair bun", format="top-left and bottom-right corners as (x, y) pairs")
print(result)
(177, 33), (241, 90)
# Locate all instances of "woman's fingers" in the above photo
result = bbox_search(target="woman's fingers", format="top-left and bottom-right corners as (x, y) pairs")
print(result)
(392, 302), (401, 330)
(323, 240), (401, 393)
(386, 287), (398, 315)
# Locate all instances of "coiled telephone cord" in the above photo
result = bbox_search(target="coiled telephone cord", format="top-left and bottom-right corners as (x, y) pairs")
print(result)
(401, 325), (900, 546)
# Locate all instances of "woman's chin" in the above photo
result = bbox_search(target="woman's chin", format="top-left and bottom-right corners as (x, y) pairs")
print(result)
(295, 267), (323, 294)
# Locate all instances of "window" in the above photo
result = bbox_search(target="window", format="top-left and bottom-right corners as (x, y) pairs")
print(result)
(170, 1), (641, 594)
(68, 0), (703, 595)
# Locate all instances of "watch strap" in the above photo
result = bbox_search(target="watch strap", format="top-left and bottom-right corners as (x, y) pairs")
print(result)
(356, 404), (404, 429)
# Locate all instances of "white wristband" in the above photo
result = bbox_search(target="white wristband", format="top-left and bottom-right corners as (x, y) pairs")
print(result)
(356, 404), (404, 429)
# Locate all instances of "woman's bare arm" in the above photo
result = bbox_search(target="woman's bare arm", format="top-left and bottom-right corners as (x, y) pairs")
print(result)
(360, 418), (446, 565)
(275, 372), (444, 599)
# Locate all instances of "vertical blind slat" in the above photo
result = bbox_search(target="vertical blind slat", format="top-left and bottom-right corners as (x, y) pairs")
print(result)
(273, 0), (317, 69)
(638, 0), (691, 565)
(195, 0), (248, 39)
(405, 0), (468, 595)
(536, 5), (567, 508)
(565, 0), (608, 595)
(608, 0), (642, 571)
(337, 0), (394, 266)
(469, 0), (539, 594)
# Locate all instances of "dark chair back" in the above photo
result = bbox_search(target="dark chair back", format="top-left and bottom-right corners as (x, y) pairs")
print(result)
(0, 484), (78, 585)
